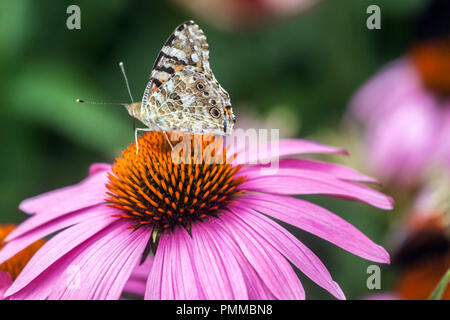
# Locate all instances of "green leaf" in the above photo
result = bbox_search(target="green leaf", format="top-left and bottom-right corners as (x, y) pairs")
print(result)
(428, 269), (450, 300)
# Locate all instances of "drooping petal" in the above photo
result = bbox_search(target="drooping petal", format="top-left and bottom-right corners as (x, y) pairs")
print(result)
(88, 163), (112, 175)
(123, 277), (147, 297)
(7, 220), (148, 300)
(237, 158), (378, 183)
(362, 292), (402, 300)
(0, 205), (105, 263)
(144, 234), (166, 300)
(123, 254), (153, 297)
(201, 220), (277, 299)
(349, 58), (422, 123)
(238, 193), (390, 263)
(48, 222), (150, 299)
(5, 208), (117, 297)
(366, 93), (440, 186)
(129, 257), (154, 280)
(232, 139), (348, 165)
(239, 168), (393, 209)
(190, 222), (247, 299)
(146, 230), (204, 300)
(219, 213), (305, 299)
(0, 271), (12, 300)
(229, 205), (345, 299)
(18, 169), (108, 216)
(348, 58), (443, 187)
(436, 106), (450, 170)
(169, 230), (204, 299)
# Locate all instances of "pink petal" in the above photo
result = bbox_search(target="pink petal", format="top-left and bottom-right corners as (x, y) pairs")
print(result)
(238, 193), (390, 263)
(348, 57), (444, 187)
(18, 169), (108, 216)
(349, 58), (422, 123)
(202, 220), (277, 299)
(363, 292), (402, 300)
(123, 277), (147, 297)
(366, 92), (440, 186)
(436, 106), (450, 170)
(89, 163), (112, 175)
(122, 278), (147, 297)
(233, 139), (348, 165)
(0, 271), (12, 300)
(230, 206), (345, 299)
(48, 222), (150, 299)
(123, 256), (154, 297)
(145, 235), (166, 299)
(5, 208), (117, 297)
(190, 223), (247, 299)
(238, 158), (378, 183)
(8, 220), (148, 300)
(220, 213), (305, 299)
(146, 230), (203, 300)
(239, 168), (393, 209)
(170, 230), (204, 299)
(129, 257), (154, 280)
(0, 204), (105, 264)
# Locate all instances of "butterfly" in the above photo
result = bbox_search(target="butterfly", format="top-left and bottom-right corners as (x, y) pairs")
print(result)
(78, 21), (235, 149)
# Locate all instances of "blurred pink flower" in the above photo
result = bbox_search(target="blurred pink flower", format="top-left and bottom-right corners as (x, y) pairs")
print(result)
(0, 132), (392, 300)
(362, 292), (402, 300)
(173, 0), (320, 30)
(349, 58), (450, 188)
(382, 173), (450, 300)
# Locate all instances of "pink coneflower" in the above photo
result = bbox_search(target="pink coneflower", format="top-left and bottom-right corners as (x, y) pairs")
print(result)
(387, 205), (450, 300)
(0, 132), (392, 299)
(364, 175), (450, 301)
(348, 36), (450, 189)
(0, 225), (44, 299)
(173, 0), (319, 30)
(390, 176), (450, 300)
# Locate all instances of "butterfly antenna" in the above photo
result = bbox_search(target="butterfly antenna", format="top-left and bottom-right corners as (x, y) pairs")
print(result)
(119, 62), (137, 131)
(76, 99), (128, 106)
(119, 62), (135, 104)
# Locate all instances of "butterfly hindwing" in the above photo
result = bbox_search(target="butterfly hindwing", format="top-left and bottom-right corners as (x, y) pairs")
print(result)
(142, 20), (211, 107)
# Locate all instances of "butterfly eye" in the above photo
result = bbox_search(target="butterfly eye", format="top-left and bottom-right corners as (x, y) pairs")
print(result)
(210, 99), (217, 105)
(209, 107), (221, 118)
(196, 82), (205, 90)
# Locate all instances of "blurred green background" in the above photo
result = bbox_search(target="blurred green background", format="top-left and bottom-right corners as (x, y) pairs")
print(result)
(0, 0), (428, 299)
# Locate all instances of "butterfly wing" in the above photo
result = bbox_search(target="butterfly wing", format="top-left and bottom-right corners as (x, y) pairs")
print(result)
(141, 20), (211, 107)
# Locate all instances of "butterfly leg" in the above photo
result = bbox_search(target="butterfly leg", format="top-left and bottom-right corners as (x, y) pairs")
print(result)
(162, 131), (174, 150)
(134, 128), (174, 153)
(134, 128), (154, 154)
(151, 122), (174, 151)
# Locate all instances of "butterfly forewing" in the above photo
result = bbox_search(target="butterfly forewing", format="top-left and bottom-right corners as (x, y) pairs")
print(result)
(131, 20), (234, 136)
(141, 20), (211, 107)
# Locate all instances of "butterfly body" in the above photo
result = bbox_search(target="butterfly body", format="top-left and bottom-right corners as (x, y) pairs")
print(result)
(126, 20), (235, 136)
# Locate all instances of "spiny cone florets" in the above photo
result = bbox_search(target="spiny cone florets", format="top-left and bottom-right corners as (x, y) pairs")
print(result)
(106, 132), (245, 248)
